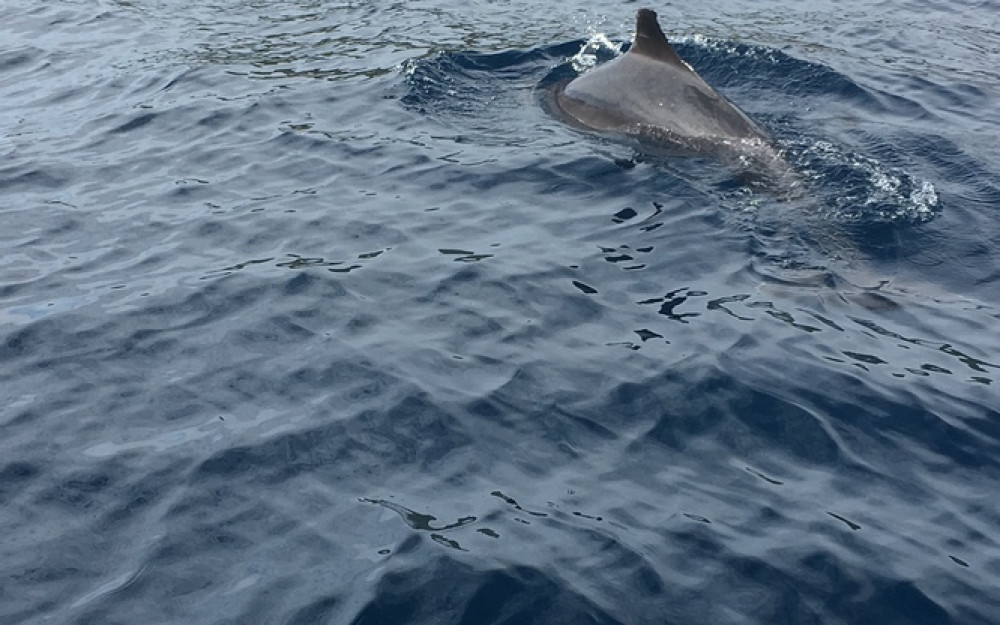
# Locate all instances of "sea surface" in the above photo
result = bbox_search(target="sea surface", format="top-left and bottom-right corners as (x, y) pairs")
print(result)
(2, 1), (999, 623)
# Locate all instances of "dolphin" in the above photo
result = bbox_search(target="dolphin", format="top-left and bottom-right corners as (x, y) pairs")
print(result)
(553, 8), (791, 185)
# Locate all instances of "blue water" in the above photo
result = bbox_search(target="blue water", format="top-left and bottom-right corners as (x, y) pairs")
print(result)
(2, 1), (999, 623)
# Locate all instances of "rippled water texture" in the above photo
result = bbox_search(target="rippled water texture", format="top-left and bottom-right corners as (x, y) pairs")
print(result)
(2, 1), (999, 623)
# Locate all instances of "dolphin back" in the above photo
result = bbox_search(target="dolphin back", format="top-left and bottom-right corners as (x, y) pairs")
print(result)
(554, 9), (767, 147)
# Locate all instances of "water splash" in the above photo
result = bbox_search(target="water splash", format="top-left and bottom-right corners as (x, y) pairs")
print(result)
(568, 33), (623, 73)
(791, 139), (940, 223)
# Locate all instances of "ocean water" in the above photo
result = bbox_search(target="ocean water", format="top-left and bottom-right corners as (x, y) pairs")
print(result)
(2, 0), (999, 623)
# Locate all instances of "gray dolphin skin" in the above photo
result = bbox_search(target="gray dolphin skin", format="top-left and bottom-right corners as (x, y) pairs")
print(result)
(554, 8), (774, 161)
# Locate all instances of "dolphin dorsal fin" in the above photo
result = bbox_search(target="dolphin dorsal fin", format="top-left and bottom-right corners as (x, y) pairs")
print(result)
(631, 8), (686, 67)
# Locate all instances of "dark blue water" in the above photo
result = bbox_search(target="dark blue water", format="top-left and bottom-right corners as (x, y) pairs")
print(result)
(3, 1), (999, 623)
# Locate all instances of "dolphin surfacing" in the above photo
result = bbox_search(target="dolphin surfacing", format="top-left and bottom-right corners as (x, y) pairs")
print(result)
(554, 9), (788, 182)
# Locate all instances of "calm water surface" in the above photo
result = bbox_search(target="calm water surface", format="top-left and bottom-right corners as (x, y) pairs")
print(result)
(2, 1), (999, 623)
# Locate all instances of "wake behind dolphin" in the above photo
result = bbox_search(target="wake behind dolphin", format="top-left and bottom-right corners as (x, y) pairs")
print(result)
(552, 8), (794, 188)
